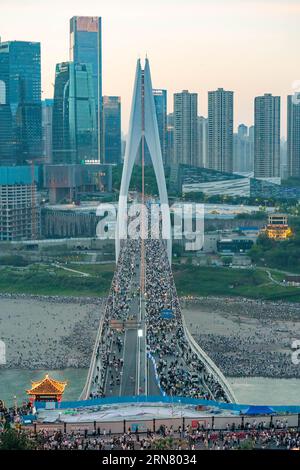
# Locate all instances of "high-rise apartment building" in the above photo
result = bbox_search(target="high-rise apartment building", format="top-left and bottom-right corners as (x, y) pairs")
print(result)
(0, 41), (42, 165)
(103, 96), (121, 164)
(233, 124), (254, 173)
(198, 116), (208, 168)
(52, 62), (97, 164)
(249, 125), (255, 169)
(70, 16), (102, 162)
(254, 93), (280, 180)
(166, 126), (174, 166)
(173, 90), (198, 166)
(287, 93), (300, 178)
(208, 88), (234, 173)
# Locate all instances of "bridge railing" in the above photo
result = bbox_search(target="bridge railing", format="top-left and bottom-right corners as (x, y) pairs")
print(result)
(79, 313), (105, 401)
(182, 315), (237, 404)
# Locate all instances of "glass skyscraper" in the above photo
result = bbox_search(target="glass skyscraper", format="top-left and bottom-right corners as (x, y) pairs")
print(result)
(0, 40), (42, 165)
(70, 16), (102, 162)
(153, 89), (167, 164)
(103, 96), (121, 164)
(143, 89), (167, 166)
(42, 99), (53, 163)
(52, 62), (97, 164)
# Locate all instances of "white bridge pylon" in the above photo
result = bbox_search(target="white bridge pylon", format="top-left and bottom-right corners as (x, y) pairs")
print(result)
(116, 59), (172, 264)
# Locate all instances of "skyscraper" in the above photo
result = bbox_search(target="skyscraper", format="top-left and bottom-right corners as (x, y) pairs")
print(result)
(142, 89), (167, 166)
(173, 90), (198, 166)
(208, 88), (233, 173)
(198, 116), (208, 168)
(254, 93), (280, 180)
(249, 125), (255, 168)
(153, 89), (167, 164)
(70, 16), (102, 162)
(42, 99), (53, 163)
(165, 113), (174, 166)
(103, 96), (121, 164)
(233, 124), (253, 173)
(287, 94), (300, 178)
(0, 40), (42, 165)
(0, 83), (13, 165)
(281, 137), (288, 180)
(52, 62), (97, 164)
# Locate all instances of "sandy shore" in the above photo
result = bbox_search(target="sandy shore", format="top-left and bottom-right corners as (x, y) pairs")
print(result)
(182, 297), (300, 378)
(1, 294), (300, 380)
(0, 294), (104, 369)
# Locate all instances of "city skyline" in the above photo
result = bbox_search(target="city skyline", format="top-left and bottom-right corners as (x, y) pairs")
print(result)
(0, 0), (299, 135)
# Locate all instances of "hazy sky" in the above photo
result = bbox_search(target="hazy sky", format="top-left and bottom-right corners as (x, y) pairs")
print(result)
(1, 0), (299, 134)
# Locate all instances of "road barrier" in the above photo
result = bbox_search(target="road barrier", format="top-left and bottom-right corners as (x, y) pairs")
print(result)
(182, 316), (237, 403)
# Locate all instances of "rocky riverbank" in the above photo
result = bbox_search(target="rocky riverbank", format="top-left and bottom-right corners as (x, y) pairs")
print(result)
(0, 294), (104, 369)
(182, 296), (300, 378)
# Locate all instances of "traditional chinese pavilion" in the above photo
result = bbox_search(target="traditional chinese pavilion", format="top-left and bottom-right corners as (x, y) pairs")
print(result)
(26, 374), (67, 402)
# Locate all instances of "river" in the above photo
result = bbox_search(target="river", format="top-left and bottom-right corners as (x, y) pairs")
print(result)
(0, 369), (300, 407)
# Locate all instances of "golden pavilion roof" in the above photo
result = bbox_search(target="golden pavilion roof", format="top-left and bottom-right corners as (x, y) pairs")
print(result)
(26, 374), (67, 396)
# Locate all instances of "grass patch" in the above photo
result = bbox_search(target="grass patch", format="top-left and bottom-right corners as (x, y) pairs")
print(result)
(68, 263), (115, 276)
(0, 262), (299, 302)
(0, 264), (113, 297)
(173, 265), (300, 302)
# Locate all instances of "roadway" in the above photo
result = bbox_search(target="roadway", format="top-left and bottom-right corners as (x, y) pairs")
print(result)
(103, 248), (161, 398)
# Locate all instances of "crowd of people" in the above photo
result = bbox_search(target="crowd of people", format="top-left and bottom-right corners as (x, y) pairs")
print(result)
(0, 399), (32, 426)
(195, 333), (297, 378)
(4, 423), (300, 451)
(181, 296), (300, 379)
(1, 397), (300, 451)
(89, 239), (140, 398)
(88, 233), (230, 402)
(145, 238), (228, 402)
(0, 293), (102, 370)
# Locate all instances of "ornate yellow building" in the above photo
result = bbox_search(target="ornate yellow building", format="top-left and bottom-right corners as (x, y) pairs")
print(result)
(27, 374), (67, 402)
(263, 214), (292, 240)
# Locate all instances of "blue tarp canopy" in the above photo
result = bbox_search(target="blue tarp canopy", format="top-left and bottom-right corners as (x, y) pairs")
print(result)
(160, 309), (175, 319)
(21, 414), (37, 424)
(244, 406), (274, 415)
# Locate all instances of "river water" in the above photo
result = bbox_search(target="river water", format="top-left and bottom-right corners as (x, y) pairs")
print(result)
(0, 369), (87, 407)
(0, 369), (300, 407)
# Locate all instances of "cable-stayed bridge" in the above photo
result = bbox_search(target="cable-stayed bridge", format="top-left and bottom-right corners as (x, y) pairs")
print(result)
(80, 58), (236, 404)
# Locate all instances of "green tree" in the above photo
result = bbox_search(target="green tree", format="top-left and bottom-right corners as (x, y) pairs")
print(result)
(238, 438), (255, 450)
(0, 427), (34, 450)
(221, 256), (233, 266)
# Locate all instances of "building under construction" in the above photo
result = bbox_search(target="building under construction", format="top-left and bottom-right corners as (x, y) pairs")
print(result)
(0, 166), (40, 241)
